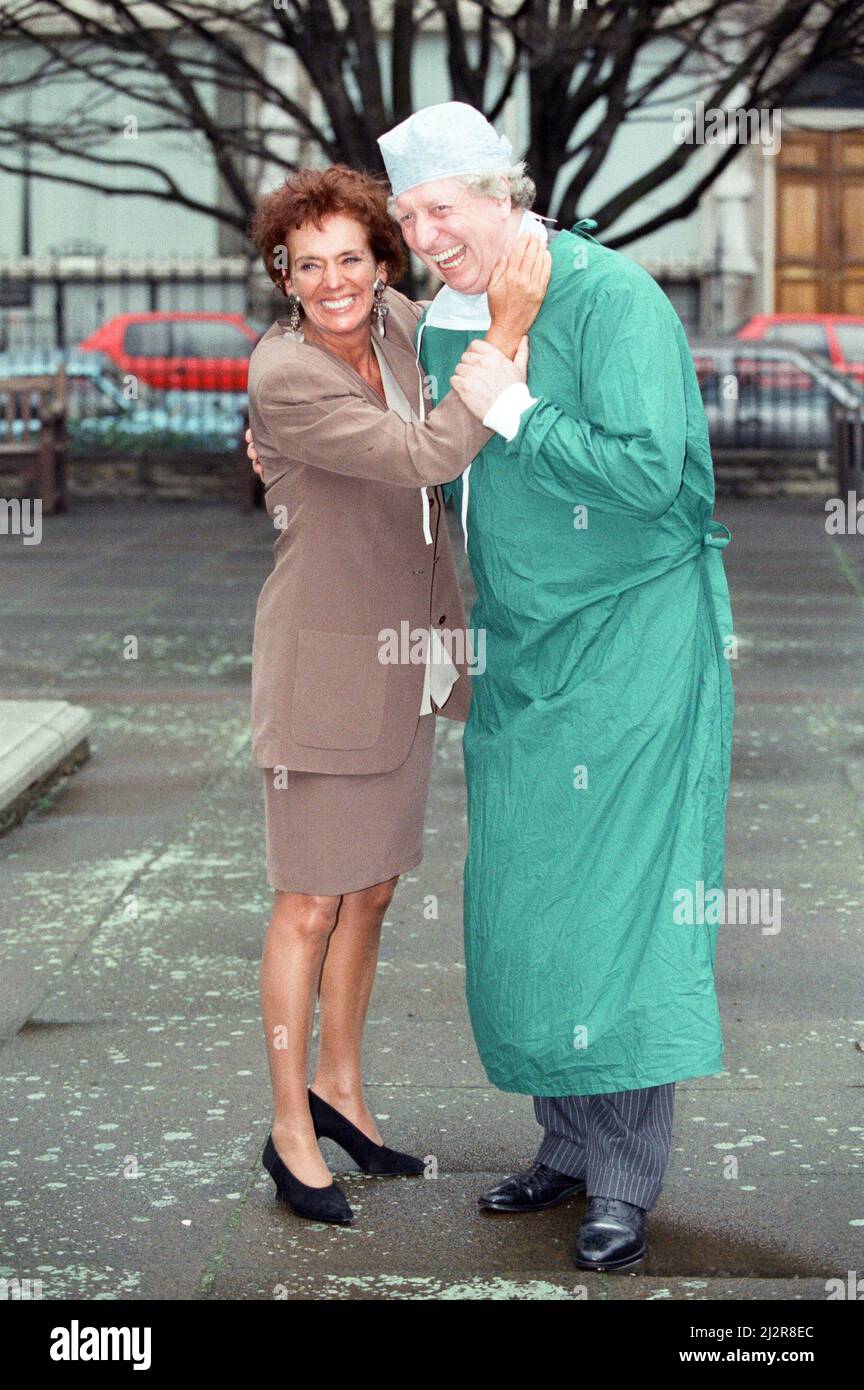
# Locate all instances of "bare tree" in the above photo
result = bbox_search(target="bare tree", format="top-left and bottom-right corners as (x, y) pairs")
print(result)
(0, 0), (862, 249)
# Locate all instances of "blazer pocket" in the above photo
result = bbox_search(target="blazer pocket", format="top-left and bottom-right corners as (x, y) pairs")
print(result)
(290, 629), (389, 750)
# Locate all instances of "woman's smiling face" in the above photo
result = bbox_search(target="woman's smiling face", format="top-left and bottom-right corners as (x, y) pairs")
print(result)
(283, 213), (387, 340)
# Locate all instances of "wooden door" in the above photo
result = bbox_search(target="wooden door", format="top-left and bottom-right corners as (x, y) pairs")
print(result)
(775, 130), (864, 312)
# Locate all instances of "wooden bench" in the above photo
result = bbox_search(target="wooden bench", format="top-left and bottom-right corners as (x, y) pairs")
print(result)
(0, 369), (69, 514)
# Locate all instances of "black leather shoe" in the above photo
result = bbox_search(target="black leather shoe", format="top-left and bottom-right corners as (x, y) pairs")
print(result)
(478, 1161), (586, 1213)
(308, 1089), (426, 1176)
(262, 1132), (353, 1224)
(570, 1196), (646, 1271)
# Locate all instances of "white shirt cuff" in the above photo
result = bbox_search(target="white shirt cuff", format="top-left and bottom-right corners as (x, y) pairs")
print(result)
(482, 381), (538, 441)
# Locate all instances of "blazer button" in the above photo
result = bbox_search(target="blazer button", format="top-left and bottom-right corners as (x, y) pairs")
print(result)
(437, 614), (446, 624)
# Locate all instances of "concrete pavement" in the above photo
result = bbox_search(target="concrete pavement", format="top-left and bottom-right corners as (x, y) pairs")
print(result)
(0, 496), (862, 1301)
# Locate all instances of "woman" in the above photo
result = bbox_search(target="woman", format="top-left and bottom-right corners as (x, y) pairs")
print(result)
(247, 166), (550, 1224)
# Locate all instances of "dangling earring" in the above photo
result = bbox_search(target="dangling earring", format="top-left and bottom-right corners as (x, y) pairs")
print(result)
(372, 278), (389, 338)
(286, 293), (302, 333)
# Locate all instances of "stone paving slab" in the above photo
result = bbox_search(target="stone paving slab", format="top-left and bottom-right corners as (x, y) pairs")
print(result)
(209, 1170), (853, 1295)
(3, 1000), (861, 1298)
(1, 498), (863, 1303)
(604, 1277), (833, 1302)
(0, 699), (92, 814)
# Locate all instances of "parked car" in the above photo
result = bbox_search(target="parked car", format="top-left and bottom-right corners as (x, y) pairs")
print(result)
(689, 337), (864, 452)
(78, 311), (265, 390)
(735, 314), (864, 385)
(0, 350), (246, 456)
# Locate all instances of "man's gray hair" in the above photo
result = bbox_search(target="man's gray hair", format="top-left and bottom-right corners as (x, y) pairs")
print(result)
(387, 161), (536, 217)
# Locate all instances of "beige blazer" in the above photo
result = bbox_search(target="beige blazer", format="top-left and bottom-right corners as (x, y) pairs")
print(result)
(248, 286), (493, 774)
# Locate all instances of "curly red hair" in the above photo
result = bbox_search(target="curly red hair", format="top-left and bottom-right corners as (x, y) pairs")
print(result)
(249, 165), (406, 292)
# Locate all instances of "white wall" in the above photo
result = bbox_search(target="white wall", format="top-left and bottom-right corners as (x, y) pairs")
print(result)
(0, 38), (223, 260)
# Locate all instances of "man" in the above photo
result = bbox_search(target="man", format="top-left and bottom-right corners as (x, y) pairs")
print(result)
(379, 102), (734, 1274)
(251, 103), (735, 1272)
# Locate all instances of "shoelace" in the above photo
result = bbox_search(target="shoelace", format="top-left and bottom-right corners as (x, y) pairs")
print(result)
(591, 1195), (620, 1212)
(589, 1195), (643, 1219)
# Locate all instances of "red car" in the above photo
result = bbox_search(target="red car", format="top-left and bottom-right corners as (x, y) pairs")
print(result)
(78, 311), (264, 391)
(736, 314), (864, 384)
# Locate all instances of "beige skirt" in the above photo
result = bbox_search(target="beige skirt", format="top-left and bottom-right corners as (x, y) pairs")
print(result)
(262, 712), (437, 895)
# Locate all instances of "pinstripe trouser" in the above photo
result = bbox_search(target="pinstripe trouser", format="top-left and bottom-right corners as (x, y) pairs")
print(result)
(533, 1083), (675, 1211)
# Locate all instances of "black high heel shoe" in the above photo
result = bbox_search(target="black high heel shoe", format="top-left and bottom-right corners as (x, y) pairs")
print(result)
(262, 1132), (353, 1223)
(309, 1089), (426, 1177)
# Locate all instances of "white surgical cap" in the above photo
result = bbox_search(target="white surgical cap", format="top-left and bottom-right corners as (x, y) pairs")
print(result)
(377, 102), (514, 199)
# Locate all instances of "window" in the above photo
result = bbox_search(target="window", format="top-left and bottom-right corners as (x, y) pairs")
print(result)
(171, 321), (253, 358)
(659, 281), (700, 333)
(763, 322), (830, 356)
(124, 321), (172, 356)
(834, 324), (864, 364)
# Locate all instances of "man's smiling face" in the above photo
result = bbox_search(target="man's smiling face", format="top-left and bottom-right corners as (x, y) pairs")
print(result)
(394, 177), (513, 296)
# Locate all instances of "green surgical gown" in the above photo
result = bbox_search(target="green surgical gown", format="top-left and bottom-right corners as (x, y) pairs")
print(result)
(416, 222), (735, 1096)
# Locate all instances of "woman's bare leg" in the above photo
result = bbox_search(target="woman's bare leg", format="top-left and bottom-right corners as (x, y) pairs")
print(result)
(311, 875), (399, 1144)
(260, 890), (341, 1186)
